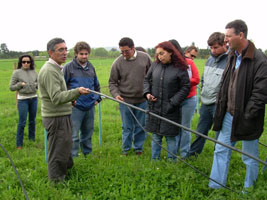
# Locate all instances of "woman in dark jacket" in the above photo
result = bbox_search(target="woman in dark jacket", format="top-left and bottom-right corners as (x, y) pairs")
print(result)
(143, 41), (190, 160)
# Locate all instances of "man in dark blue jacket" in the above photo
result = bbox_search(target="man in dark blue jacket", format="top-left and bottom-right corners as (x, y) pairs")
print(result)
(64, 41), (101, 157)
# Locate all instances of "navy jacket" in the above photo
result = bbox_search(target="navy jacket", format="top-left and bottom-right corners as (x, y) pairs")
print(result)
(63, 58), (101, 111)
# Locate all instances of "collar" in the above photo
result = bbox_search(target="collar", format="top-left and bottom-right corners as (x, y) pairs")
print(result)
(124, 50), (137, 60)
(48, 58), (63, 70)
(229, 40), (255, 60)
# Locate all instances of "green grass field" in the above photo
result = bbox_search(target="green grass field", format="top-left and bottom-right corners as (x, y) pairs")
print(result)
(0, 58), (266, 200)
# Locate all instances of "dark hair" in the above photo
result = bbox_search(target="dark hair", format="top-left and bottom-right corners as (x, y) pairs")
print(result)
(47, 38), (65, 52)
(74, 41), (91, 54)
(185, 45), (198, 53)
(155, 41), (187, 70)
(119, 37), (134, 48)
(17, 54), (35, 70)
(225, 19), (248, 39)
(208, 32), (225, 46)
(169, 39), (184, 57)
(135, 46), (146, 53)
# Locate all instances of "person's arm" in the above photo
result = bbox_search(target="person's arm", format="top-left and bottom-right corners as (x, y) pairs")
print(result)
(170, 69), (191, 106)
(109, 62), (121, 98)
(9, 70), (24, 91)
(189, 61), (200, 86)
(42, 69), (81, 105)
(143, 63), (154, 99)
(244, 61), (267, 119)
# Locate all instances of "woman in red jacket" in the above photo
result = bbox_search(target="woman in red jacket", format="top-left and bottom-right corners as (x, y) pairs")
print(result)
(169, 40), (200, 158)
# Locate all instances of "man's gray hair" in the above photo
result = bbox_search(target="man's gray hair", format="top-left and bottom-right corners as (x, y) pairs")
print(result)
(47, 38), (65, 52)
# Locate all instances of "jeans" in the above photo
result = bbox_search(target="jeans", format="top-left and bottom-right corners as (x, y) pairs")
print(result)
(176, 96), (197, 157)
(71, 106), (95, 157)
(119, 101), (147, 153)
(16, 97), (38, 147)
(209, 112), (259, 189)
(188, 103), (216, 156)
(152, 134), (177, 161)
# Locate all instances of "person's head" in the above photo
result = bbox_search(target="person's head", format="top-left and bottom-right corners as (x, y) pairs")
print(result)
(185, 46), (198, 60)
(169, 39), (184, 57)
(119, 37), (135, 60)
(207, 32), (228, 57)
(155, 41), (187, 70)
(17, 54), (35, 70)
(135, 46), (146, 53)
(47, 38), (68, 65)
(74, 41), (91, 65)
(225, 19), (248, 52)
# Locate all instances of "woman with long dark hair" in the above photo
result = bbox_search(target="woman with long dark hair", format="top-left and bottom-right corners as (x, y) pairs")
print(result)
(143, 41), (190, 161)
(10, 54), (38, 149)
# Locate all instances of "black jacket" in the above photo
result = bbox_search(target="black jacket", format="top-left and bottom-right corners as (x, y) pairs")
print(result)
(143, 62), (190, 136)
(213, 41), (267, 141)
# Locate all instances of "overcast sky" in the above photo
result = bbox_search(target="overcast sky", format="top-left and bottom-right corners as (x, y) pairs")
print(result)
(1, 0), (266, 52)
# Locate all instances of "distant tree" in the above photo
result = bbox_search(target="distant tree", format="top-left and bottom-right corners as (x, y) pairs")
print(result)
(0, 43), (9, 54)
(265, 49), (267, 56)
(110, 48), (118, 52)
(32, 50), (39, 56)
(94, 48), (108, 57)
(108, 49), (120, 58)
(147, 48), (155, 58)
(67, 48), (74, 58)
(39, 51), (48, 57)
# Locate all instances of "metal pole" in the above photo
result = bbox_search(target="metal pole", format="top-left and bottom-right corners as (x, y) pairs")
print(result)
(98, 102), (102, 146)
(196, 86), (200, 114)
(89, 90), (267, 166)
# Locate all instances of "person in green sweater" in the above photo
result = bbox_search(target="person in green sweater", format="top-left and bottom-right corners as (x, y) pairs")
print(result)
(38, 38), (90, 183)
(10, 54), (38, 150)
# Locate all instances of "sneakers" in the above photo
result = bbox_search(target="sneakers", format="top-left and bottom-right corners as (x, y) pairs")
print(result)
(17, 146), (22, 150)
(136, 152), (142, 155)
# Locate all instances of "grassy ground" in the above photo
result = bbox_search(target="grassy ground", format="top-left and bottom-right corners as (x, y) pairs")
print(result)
(0, 58), (266, 199)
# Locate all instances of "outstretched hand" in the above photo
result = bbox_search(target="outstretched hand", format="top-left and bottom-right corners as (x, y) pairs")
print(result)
(78, 87), (90, 95)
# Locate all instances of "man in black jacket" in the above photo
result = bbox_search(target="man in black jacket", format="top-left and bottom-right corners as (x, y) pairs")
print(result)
(209, 20), (267, 190)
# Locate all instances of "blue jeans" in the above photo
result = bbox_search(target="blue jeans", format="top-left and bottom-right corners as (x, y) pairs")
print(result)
(71, 106), (95, 157)
(119, 101), (147, 153)
(152, 134), (177, 161)
(16, 97), (38, 147)
(176, 96), (197, 157)
(209, 112), (259, 189)
(188, 103), (216, 156)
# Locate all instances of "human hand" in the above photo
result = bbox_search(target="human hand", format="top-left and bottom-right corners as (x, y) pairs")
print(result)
(78, 87), (90, 95)
(146, 94), (157, 102)
(21, 82), (26, 86)
(116, 95), (124, 101)
(72, 100), (76, 106)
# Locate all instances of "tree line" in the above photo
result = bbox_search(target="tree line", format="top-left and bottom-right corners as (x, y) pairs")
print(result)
(1, 43), (267, 59)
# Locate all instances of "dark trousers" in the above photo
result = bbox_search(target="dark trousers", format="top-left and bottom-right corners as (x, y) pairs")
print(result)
(43, 115), (73, 181)
(188, 103), (216, 155)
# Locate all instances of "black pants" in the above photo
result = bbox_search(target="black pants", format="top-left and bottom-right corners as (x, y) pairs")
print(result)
(43, 115), (73, 181)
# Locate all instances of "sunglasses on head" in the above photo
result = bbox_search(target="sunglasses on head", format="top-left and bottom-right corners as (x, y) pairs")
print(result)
(22, 61), (31, 64)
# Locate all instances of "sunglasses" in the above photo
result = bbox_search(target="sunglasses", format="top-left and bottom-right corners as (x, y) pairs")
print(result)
(22, 61), (31, 64)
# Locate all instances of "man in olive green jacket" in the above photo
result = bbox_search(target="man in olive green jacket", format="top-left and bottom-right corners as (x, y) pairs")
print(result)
(38, 38), (90, 183)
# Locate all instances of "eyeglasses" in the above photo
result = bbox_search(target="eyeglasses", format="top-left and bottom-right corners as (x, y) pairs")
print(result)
(190, 54), (196, 58)
(22, 61), (31, 64)
(56, 47), (68, 53)
(120, 49), (132, 54)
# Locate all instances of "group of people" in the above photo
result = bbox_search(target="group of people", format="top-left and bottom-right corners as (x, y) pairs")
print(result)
(9, 19), (267, 191)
